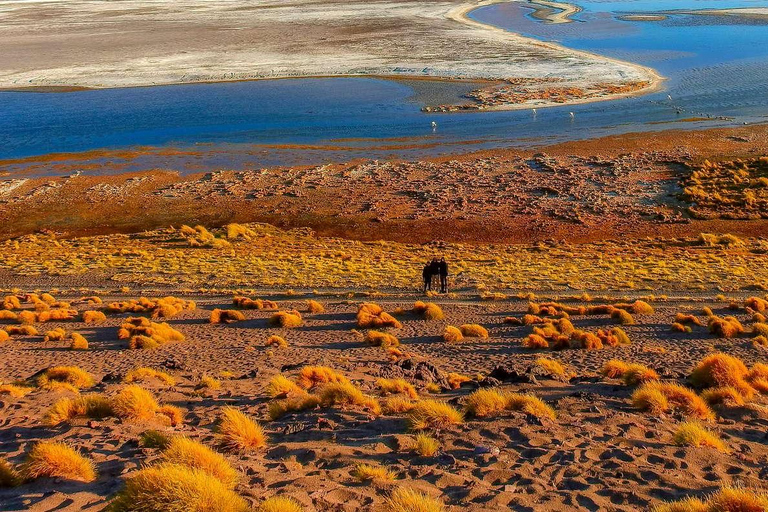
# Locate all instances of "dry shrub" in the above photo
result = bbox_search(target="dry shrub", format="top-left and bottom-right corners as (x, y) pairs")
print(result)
(383, 396), (416, 414)
(196, 375), (221, 391)
(296, 366), (349, 389)
(611, 309), (635, 325)
(306, 300), (325, 314)
(6, 325), (38, 336)
(318, 382), (381, 415)
(120, 317), (185, 349)
(45, 394), (113, 426)
(748, 363), (768, 394)
(522, 314), (544, 325)
(602, 359), (630, 379)
(108, 462), (249, 512)
(386, 487), (445, 512)
(505, 392), (556, 420)
(37, 366), (94, 389)
(745, 296), (768, 312)
(70, 332), (88, 350)
(412, 301), (444, 321)
(536, 358), (569, 379)
(0, 383), (32, 398)
(674, 422), (728, 452)
(44, 327), (66, 341)
(689, 353), (753, 398)
(459, 324), (488, 338)
(752, 335), (768, 348)
(267, 394), (321, 420)
(257, 496), (304, 512)
(503, 316), (522, 325)
(652, 487), (768, 512)
(266, 375), (304, 398)
(0, 329), (8, 344)
(700, 386), (746, 407)
(523, 334), (549, 349)
(622, 364), (659, 386)
(464, 389), (509, 418)
(365, 330), (400, 348)
(233, 296), (278, 310)
(446, 372), (471, 390)
(707, 316), (745, 338)
(632, 382), (714, 421)
(357, 303), (402, 329)
(218, 407), (266, 452)
(266, 335), (288, 348)
(111, 385), (160, 421)
(0, 458), (20, 487)
(22, 441), (96, 482)
(675, 313), (704, 326)
(573, 330), (603, 350)
(352, 463), (396, 482)
(752, 322), (768, 337)
(672, 322), (692, 333)
(407, 400), (463, 430)
(17, 310), (37, 324)
(139, 430), (172, 449)
(161, 436), (239, 489)
(210, 309), (246, 324)
(2, 295), (21, 310)
(414, 433), (439, 457)
(158, 405), (185, 427)
(442, 326), (463, 343)
(615, 300), (655, 315)
(0, 310), (18, 322)
(82, 310), (107, 324)
(125, 367), (176, 386)
(377, 378), (418, 399)
(106, 296), (195, 318)
(268, 311), (303, 328)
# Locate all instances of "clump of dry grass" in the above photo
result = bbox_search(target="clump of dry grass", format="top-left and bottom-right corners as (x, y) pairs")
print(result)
(621, 363), (659, 386)
(707, 315), (745, 338)
(383, 396), (416, 414)
(218, 407), (266, 452)
(257, 496), (304, 512)
(536, 358), (571, 379)
(111, 385), (160, 421)
(82, 310), (107, 324)
(43, 327), (67, 341)
(412, 301), (444, 320)
(37, 366), (94, 390)
(45, 394), (113, 426)
(196, 375), (222, 391)
(357, 303), (402, 329)
(125, 367), (176, 386)
(267, 394), (321, 420)
(506, 392), (556, 420)
(632, 382), (714, 421)
(210, 309), (246, 324)
(233, 296), (278, 310)
(6, 325), (39, 336)
(0, 383), (32, 398)
(22, 441), (96, 482)
(386, 487), (445, 512)
(653, 486), (768, 512)
(352, 463), (396, 482)
(689, 353), (753, 398)
(265, 335), (288, 348)
(602, 359), (630, 379)
(108, 462), (249, 512)
(306, 300), (325, 314)
(446, 373), (471, 390)
(268, 311), (303, 328)
(365, 330), (400, 348)
(414, 433), (439, 457)
(318, 381), (381, 415)
(2, 295), (21, 310)
(611, 308), (635, 325)
(745, 296), (768, 312)
(672, 322), (692, 333)
(138, 429), (172, 449)
(408, 400), (463, 430)
(266, 374), (304, 398)
(442, 325), (463, 343)
(106, 296), (195, 319)
(0, 458), (21, 487)
(673, 422), (728, 452)
(747, 363), (768, 394)
(161, 436), (239, 488)
(464, 388), (509, 418)
(459, 324), (488, 338)
(377, 378), (418, 399)
(701, 386), (746, 407)
(296, 366), (349, 390)
(119, 316), (185, 349)
(675, 313), (704, 326)
(70, 332), (88, 350)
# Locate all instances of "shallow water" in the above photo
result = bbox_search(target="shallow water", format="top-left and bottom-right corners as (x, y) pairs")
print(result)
(1, 0), (768, 171)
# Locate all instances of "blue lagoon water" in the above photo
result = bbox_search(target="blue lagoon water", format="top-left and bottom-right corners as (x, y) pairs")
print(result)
(1, 0), (768, 171)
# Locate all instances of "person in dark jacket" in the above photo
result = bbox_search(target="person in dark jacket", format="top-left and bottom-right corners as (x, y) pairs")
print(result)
(422, 261), (433, 292)
(438, 257), (448, 293)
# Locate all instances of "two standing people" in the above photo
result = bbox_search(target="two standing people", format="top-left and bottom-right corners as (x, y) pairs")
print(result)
(422, 257), (448, 293)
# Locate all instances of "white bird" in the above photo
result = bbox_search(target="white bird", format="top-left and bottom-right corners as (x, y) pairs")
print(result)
(532, 108), (537, 115)
(667, 94), (673, 101)
(569, 112), (575, 119)
(431, 121), (437, 129)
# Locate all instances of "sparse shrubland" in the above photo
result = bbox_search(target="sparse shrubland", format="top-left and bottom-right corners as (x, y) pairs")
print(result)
(22, 441), (96, 482)
(632, 382), (714, 421)
(357, 303), (402, 329)
(407, 400), (463, 430)
(218, 406), (266, 452)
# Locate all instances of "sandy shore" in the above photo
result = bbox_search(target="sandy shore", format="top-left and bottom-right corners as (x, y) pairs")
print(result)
(0, 0), (661, 110)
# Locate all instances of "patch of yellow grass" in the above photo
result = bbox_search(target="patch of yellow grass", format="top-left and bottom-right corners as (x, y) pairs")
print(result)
(108, 462), (249, 512)
(45, 394), (113, 426)
(218, 407), (266, 452)
(673, 422), (728, 452)
(446, 373), (471, 390)
(442, 325), (463, 343)
(536, 358), (570, 379)
(413, 301), (444, 321)
(111, 385), (160, 421)
(22, 441), (96, 482)
(0, 458), (21, 487)
(505, 392), (556, 420)
(161, 437), (239, 489)
(233, 296), (278, 310)
(318, 382), (381, 415)
(357, 303), (402, 329)
(386, 487), (445, 512)
(158, 404), (185, 427)
(257, 496), (304, 512)
(44, 327), (66, 341)
(377, 378), (418, 399)
(622, 363), (659, 386)
(6, 325), (39, 336)
(82, 310), (107, 324)
(365, 330), (400, 348)
(268, 311), (303, 328)
(459, 324), (488, 338)
(383, 396), (416, 414)
(196, 375), (222, 391)
(352, 463), (396, 481)
(210, 309), (246, 324)
(0, 383), (32, 398)
(414, 433), (439, 457)
(464, 388), (508, 418)
(296, 366), (349, 390)
(611, 308), (635, 325)
(653, 487), (768, 512)
(37, 366), (94, 390)
(266, 335), (288, 348)
(707, 315), (745, 338)
(689, 353), (753, 399)
(602, 359), (630, 379)
(266, 374), (304, 398)
(70, 332), (89, 350)
(306, 300), (325, 314)
(267, 394), (321, 420)
(632, 382), (714, 421)
(700, 386), (746, 407)
(125, 367), (176, 386)
(408, 400), (463, 431)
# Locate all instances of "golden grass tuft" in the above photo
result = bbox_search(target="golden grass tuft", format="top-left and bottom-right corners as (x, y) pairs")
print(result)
(45, 394), (113, 426)
(268, 310), (303, 328)
(672, 322), (692, 333)
(7, 325), (38, 336)
(139, 430), (172, 449)
(377, 378), (418, 399)
(652, 486), (768, 512)
(673, 422), (728, 452)
(196, 375), (222, 391)
(158, 405), (185, 427)
(210, 309), (246, 324)
(632, 382), (714, 421)
(464, 388), (508, 418)
(701, 386), (746, 407)
(412, 301), (444, 321)
(257, 496), (304, 512)
(0, 310), (18, 321)
(414, 433), (439, 457)
(459, 324), (488, 339)
(296, 366), (349, 389)
(266, 374), (304, 398)
(386, 487), (445, 512)
(125, 367), (176, 386)
(689, 353), (751, 395)
(365, 330), (400, 348)
(318, 382), (381, 415)
(0, 329), (7, 344)
(707, 315), (745, 338)
(446, 372), (471, 390)
(111, 385), (160, 421)
(233, 296), (278, 310)
(267, 394), (320, 420)
(22, 441), (96, 482)
(266, 335), (288, 348)
(622, 363), (659, 386)
(523, 333), (549, 349)
(0, 383), (32, 398)
(357, 303), (402, 329)
(352, 463), (396, 482)
(536, 357), (569, 379)
(0, 458), (21, 487)
(44, 327), (66, 341)
(70, 332), (89, 350)
(108, 462), (249, 512)
(161, 437), (239, 489)
(745, 296), (768, 312)
(602, 359), (630, 379)
(505, 392), (556, 420)
(120, 317), (185, 349)
(408, 399), (463, 430)
(442, 325), (463, 343)
(37, 366), (94, 389)
(611, 308), (635, 325)
(82, 310), (107, 324)
(383, 396), (416, 414)
(306, 299), (325, 314)
(218, 407), (266, 452)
